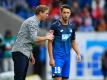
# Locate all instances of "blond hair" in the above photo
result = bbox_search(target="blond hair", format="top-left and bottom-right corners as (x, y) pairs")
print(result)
(34, 5), (49, 15)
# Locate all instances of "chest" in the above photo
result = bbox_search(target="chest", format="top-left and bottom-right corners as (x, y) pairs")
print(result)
(54, 25), (73, 41)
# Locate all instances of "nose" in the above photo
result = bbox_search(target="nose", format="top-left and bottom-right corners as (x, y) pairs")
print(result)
(64, 13), (68, 16)
(46, 13), (49, 17)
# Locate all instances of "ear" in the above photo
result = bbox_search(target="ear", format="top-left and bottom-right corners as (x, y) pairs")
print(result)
(39, 12), (43, 16)
(70, 10), (74, 17)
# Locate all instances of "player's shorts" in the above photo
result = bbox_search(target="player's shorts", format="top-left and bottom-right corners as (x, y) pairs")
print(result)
(52, 55), (70, 79)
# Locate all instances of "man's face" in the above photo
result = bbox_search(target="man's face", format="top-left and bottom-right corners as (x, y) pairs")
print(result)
(41, 10), (49, 20)
(61, 8), (71, 21)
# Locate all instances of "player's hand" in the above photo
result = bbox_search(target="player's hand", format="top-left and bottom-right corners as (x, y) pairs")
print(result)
(30, 54), (35, 65)
(49, 58), (55, 67)
(46, 30), (54, 41)
(77, 54), (81, 62)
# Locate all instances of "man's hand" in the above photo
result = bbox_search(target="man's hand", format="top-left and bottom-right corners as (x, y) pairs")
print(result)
(46, 30), (54, 41)
(77, 54), (81, 62)
(30, 54), (35, 65)
(49, 58), (55, 67)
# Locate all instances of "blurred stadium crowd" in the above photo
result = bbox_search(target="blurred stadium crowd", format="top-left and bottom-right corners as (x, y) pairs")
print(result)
(0, 0), (107, 80)
(0, 0), (107, 31)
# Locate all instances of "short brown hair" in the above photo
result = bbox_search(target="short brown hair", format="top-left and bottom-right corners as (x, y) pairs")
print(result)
(60, 4), (71, 12)
(34, 5), (49, 15)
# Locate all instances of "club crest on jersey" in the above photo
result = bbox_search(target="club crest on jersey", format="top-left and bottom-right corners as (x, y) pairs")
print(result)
(70, 29), (72, 33)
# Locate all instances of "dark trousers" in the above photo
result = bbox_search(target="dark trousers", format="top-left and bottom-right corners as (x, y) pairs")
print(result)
(12, 52), (29, 80)
(0, 59), (3, 72)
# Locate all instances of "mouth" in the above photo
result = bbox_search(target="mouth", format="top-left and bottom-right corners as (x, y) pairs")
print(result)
(64, 17), (68, 20)
(65, 17), (68, 18)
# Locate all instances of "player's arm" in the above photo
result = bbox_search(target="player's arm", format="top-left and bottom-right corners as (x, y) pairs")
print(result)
(72, 40), (80, 56)
(48, 39), (55, 67)
(72, 40), (81, 61)
(47, 29), (55, 67)
(71, 28), (81, 61)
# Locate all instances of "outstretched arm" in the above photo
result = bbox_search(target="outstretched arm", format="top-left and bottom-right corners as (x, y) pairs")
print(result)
(35, 32), (54, 43)
(28, 23), (54, 43)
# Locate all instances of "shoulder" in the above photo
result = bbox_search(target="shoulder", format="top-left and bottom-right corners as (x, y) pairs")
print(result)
(50, 20), (61, 30)
(23, 16), (37, 26)
(51, 19), (61, 26)
(69, 21), (76, 31)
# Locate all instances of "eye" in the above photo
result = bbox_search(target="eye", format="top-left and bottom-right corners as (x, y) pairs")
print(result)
(67, 12), (70, 14)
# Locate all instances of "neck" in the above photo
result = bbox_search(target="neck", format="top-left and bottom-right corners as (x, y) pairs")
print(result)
(36, 15), (41, 21)
(60, 18), (69, 25)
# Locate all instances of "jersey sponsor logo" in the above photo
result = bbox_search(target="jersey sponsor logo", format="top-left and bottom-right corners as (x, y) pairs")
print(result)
(62, 34), (71, 41)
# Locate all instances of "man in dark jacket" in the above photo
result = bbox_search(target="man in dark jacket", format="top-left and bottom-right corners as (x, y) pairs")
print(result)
(101, 50), (107, 80)
(0, 38), (5, 72)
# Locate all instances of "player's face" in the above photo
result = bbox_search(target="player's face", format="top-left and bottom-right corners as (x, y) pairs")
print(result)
(61, 8), (71, 21)
(41, 10), (49, 20)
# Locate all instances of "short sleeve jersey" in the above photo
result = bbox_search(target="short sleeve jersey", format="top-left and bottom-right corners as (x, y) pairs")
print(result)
(50, 20), (75, 57)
